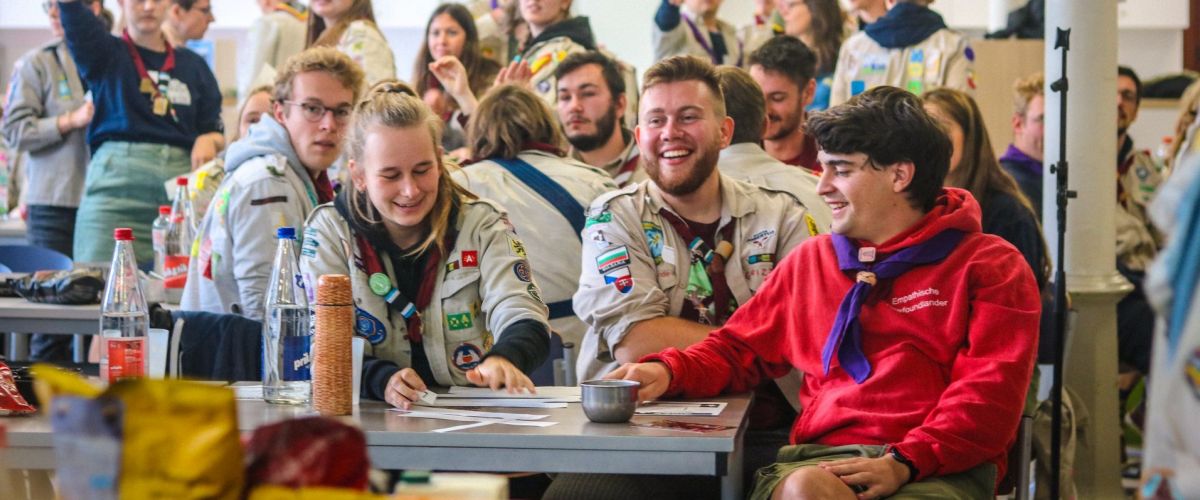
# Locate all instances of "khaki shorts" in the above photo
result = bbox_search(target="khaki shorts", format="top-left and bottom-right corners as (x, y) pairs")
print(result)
(749, 444), (997, 500)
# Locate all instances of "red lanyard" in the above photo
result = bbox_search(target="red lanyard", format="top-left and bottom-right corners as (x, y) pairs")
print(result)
(658, 209), (737, 325)
(356, 232), (451, 343)
(121, 29), (175, 116)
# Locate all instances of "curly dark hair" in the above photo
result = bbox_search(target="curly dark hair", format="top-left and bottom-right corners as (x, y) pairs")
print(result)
(806, 86), (951, 211)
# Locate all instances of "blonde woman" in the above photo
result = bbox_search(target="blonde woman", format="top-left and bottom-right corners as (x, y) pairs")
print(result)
(452, 84), (616, 349)
(300, 81), (549, 407)
(306, 0), (395, 86)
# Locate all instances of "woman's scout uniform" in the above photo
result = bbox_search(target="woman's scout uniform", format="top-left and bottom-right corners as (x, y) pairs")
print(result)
(300, 197), (549, 386)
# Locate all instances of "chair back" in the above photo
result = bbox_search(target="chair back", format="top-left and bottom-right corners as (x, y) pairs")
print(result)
(530, 331), (566, 386)
(0, 245), (72, 272)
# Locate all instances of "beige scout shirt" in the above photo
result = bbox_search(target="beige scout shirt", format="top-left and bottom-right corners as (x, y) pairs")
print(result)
(653, 5), (744, 68)
(338, 20), (397, 87)
(1118, 149), (1164, 272)
(450, 150), (618, 346)
(573, 175), (811, 396)
(830, 28), (972, 107)
(719, 142), (832, 234)
(568, 128), (648, 188)
(299, 199), (550, 387)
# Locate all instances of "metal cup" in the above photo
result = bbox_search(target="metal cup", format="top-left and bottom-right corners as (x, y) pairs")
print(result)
(581, 379), (640, 423)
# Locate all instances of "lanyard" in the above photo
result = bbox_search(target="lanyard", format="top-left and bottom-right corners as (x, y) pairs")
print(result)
(658, 208), (737, 325)
(121, 29), (176, 120)
(681, 15), (743, 67)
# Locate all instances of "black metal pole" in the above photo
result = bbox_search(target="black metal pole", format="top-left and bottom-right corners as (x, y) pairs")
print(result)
(1048, 27), (1076, 500)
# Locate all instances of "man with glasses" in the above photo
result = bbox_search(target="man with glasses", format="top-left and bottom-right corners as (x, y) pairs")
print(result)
(181, 47), (364, 320)
(1113, 65), (1162, 390)
(163, 0), (215, 46)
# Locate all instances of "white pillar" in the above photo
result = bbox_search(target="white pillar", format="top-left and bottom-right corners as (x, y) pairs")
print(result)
(1043, 1), (1128, 498)
(989, 0), (1019, 33)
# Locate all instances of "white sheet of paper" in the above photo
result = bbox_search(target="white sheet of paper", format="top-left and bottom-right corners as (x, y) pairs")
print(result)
(634, 401), (727, 416)
(445, 386), (581, 401)
(417, 398), (569, 408)
(389, 409), (557, 427)
(432, 422), (494, 433)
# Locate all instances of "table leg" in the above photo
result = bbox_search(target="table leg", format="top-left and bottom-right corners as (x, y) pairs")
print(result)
(7, 333), (29, 361)
(73, 335), (84, 363)
(722, 441), (745, 500)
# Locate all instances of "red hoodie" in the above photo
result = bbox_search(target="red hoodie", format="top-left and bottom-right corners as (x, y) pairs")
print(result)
(643, 188), (1039, 482)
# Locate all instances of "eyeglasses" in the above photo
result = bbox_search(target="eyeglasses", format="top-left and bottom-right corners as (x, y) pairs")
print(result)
(283, 101), (353, 124)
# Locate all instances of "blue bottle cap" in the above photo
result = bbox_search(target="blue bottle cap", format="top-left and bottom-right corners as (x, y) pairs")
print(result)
(276, 226), (296, 239)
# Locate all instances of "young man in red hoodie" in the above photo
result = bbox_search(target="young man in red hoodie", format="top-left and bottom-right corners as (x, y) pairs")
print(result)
(608, 86), (1040, 499)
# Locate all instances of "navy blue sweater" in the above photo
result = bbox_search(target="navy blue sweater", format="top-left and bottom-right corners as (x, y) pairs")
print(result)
(59, 1), (222, 152)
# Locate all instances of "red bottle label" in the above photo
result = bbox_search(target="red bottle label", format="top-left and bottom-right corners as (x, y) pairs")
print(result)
(163, 254), (189, 289)
(105, 337), (145, 381)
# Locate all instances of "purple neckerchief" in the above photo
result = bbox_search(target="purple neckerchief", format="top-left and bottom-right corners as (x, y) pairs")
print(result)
(822, 229), (966, 383)
(681, 15), (743, 67)
(999, 144), (1043, 177)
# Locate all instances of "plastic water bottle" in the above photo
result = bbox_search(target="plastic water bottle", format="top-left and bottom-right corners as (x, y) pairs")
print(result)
(163, 177), (193, 303)
(151, 205), (171, 275)
(99, 228), (149, 383)
(263, 226), (312, 405)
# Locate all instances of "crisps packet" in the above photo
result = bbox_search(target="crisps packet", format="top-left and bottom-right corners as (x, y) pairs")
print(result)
(0, 362), (35, 416)
(33, 364), (245, 499)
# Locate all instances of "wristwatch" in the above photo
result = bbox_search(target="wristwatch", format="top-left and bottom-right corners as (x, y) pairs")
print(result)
(886, 445), (920, 483)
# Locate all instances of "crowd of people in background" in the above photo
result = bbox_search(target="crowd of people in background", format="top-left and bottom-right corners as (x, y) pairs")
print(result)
(3, 0), (1200, 498)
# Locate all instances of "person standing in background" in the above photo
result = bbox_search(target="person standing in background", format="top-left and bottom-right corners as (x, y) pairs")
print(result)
(830, 0), (973, 107)
(775, 0), (845, 112)
(58, 0), (224, 265)
(162, 0), (215, 46)
(2, 0), (108, 362)
(306, 0), (396, 86)
(237, 0), (308, 101)
(652, 0), (743, 68)
(412, 3), (500, 156)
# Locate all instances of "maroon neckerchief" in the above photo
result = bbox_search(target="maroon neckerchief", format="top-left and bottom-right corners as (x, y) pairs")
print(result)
(658, 209), (737, 325)
(355, 229), (455, 343)
(782, 134), (822, 174)
(121, 29), (175, 117)
(311, 170), (335, 204)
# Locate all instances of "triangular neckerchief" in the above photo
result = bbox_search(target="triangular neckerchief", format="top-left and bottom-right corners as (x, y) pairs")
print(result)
(357, 228), (456, 343)
(823, 229), (965, 383)
(121, 29), (176, 121)
(681, 14), (743, 67)
(658, 209), (737, 325)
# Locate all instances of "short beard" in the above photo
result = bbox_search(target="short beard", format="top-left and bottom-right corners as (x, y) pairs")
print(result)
(765, 110), (803, 142)
(644, 144), (719, 197)
(566, 104), (620, 153)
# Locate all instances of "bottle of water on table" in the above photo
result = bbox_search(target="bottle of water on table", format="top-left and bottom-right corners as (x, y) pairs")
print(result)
(100, 227), (149, 383)
(263, 226), (312, 404)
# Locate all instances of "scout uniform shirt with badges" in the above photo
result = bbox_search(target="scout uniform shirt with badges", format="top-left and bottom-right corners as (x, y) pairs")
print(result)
(299, 199), (549, 387)
(830, 29), (974, 107)
(180, 115), (322, 320)
(451, 150), (618, 346)
(573, 175), (813, 383)
(1117, 142), (1165, 272)
(2, 39), (90, 208)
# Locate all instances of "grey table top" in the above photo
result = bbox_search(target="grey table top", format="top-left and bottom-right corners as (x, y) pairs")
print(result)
(5, 393), (752, 454)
